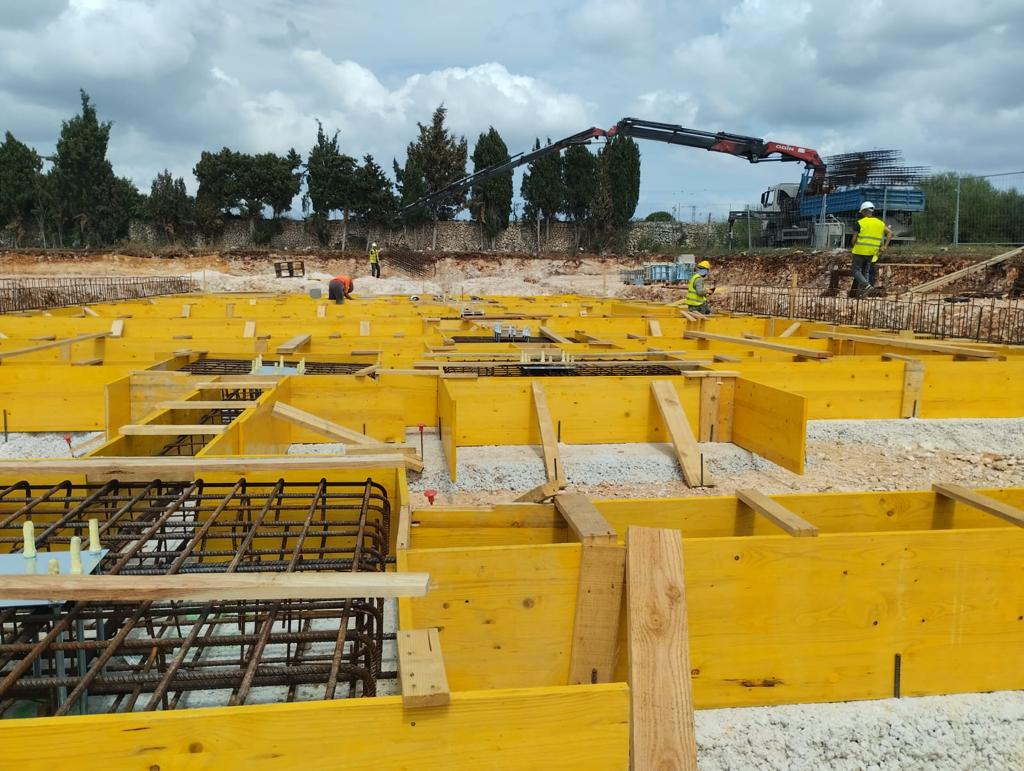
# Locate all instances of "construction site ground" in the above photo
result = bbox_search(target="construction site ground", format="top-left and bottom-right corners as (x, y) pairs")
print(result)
(0, 247), (1021, 769)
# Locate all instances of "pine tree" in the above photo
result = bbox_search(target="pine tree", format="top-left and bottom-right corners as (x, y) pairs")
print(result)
(520, 138), (565, 248)
(604, 135), (641, 227)
(145, 170), (194, 243)
(562, 144), (597, 249)
(0, 132), (43, 247)
(470, 127), (512, 247)
(403, 105), (467, 244)
(354, 154), (397, 225)
(590, 148), (615, 251)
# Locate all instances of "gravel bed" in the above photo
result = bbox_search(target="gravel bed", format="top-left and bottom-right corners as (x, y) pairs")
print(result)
(0, 432), (102, 459)
(697, 690), (1024, 770)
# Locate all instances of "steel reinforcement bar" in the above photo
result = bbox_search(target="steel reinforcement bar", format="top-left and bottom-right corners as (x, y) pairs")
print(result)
(725, 286), (1024, 344)
(0, 276), (197, 313)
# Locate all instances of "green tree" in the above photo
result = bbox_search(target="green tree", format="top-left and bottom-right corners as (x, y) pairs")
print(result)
(353, 154), (397, 225)
(403, 105), (467, 247)
(305, 122), (357, 246)
(589, 149), (615, 251)
(562, 144), (597, 249)
(194, 147), (245, 238)
(0, 132), (43, 247)
(915, 172), (1024, 244)
(521, 138), (565, 249)
(604, 135), (641, 227)
(470, 127), (512, 247)
(50, 90), (120, 246)
(145, 170), (194, 244)
(645, 211), (674, 222)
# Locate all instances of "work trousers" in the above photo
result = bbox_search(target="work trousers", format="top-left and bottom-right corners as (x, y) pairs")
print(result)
(371, 262), (380, 278)
(851, 253), (872, 290)
(688, 302), (712, 316)
(328, 280), (346, 304)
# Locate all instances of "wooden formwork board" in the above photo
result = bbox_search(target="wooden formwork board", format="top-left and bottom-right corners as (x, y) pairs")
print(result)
(400, 520), (1024, 707)
(0, 684), (629, 770)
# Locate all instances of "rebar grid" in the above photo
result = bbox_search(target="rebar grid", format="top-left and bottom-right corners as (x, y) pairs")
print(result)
(179, 358), (365, 376)
(0, 478), (390, 716)
(725, 286), (1024, 344)
(442, 362), (684, 377)
(0, 277), (197, 313)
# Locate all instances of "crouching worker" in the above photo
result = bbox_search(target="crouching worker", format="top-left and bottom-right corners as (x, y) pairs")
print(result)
(328, 273), (354, 304)
(685, 260), (714, 315)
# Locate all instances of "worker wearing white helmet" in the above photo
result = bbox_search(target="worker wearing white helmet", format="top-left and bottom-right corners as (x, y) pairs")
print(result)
(368, 242), (381, 279)
(685, 260), (714, 315)
(850, 201), (893, 296)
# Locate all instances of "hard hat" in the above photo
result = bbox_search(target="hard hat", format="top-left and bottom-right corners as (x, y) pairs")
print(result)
(697, 260), (711, 269)
(859, 201), (875, 211)
(371, 242), (377, 247)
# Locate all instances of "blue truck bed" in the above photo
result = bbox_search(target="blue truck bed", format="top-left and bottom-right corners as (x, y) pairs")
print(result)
(798, 186), (925, 217)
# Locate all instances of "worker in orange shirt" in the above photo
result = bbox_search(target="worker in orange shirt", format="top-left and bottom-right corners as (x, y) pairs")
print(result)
(328, 273), (354, 304)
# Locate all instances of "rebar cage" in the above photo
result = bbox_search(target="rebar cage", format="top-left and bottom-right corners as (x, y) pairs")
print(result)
(0, 478), (391, 717)
(179, 358), (367, 376)
(0, 277), (197, 314)
(442, 362), (685, 377)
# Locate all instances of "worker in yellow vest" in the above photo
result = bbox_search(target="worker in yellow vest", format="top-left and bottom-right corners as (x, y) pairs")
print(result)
(686, 260), (713, 315)
(368, 242), (381, 279)
(850, 202), (892, 296)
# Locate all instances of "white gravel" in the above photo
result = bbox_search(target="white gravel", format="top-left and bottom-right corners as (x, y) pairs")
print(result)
(808, 418), (1024, 456)
(697, 690), (1024, 771)
(0, 432), (103, 459)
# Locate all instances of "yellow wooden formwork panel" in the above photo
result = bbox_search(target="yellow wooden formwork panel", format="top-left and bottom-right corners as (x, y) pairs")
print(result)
(287, 376), (406, 443)
(438, 380), (458, 482)
(919, 360), (1024, 417)
(731, 378), (807, 473)
(0, 364), (137, 431)
(0, 685), (629, 770)
(659, 527), (1024, 706)
(399, 543), (581, 690)
(408, 504), (566, 549)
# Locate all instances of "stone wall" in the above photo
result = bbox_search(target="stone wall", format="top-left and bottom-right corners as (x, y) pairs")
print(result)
(125, 218), (717, 253)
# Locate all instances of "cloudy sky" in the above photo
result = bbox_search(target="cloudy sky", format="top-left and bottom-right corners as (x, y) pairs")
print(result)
(2, 0), (1022, 220)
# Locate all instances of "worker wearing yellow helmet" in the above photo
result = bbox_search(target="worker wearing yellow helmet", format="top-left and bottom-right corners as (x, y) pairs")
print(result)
(686, 260), (713, 315)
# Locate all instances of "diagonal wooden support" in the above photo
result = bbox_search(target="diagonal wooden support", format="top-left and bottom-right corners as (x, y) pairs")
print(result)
(647, 319), (663, 337)
(272, 401), (376, 445)
(569, 543), (625, 685)
(932, 483), (1024, 528)
(513, 479), (562, 503)
(531, 381), (564, 485)
(626, 526), (698, 771)
(555, 493), (616, 545)
(398, 628), (451, 708)
(735, 488), (819, 536)
(650, 380), (709, 487)
(779, 322), (800, 338)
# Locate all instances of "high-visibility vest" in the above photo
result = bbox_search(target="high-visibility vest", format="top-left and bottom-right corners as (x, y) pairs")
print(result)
(332, 275), (353, 292)
(369, 248), (380, 264)
(852, 216), (886, 258)
(686, 273), (706, 306)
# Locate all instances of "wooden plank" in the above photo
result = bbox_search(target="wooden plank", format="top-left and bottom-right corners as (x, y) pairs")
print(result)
(735, 488), (819, 537)
(554, 493), (616, 545)
(180, 304), (191, 318)
(0, 332), (108, 360)
(514, 478), (562, 503)
(575, 331), (616, 346)
(779, 322), (801, 338)
(156, 400), (259, 410)
(0, 456), (408, 479)
(932, 483), (1024, 528)
(717, 377), (735, 443)
(359, 320), (372, 336)
(909, 246), (1024, 293)
(195, 380), (279, 389)
(276, 333), (311, 354)
(900, 360), (925, 418)
(272, 400), (376, 444)
(698, 377), (720, 442)
(243, 320), (256, 338)
(225, 303), (235, 318)
(647, 319), (663, 337)
(569, 544), (626, 685)
(396, 504), (412, 551)
(120, 424), (227, 436)
(532, 381), (564, 484)
(684, 330), (831, 359)
(82, 306), (99, 317)
(353, 364), (379, 378)
(398, 628), (452, 708)
(0, 572), (430, 602)
(626, 526), (698, 771)
(650, 380), (707, 487)
(731, 378), (807, 474)
(317, 303), (327, 318)
(808, 331), (998, 359)
(539, 325), (572, 344)
(712, 353), (741, 363)
(71, 358), (102, 366)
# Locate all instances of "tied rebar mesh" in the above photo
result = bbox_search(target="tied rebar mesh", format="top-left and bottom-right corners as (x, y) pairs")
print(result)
(725, 286), (1024, 344)
(0, 478), (391, 716)
(442, 363), (685, 377)
(179, 359), (366, 376)
(0, 276), (197, 313)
